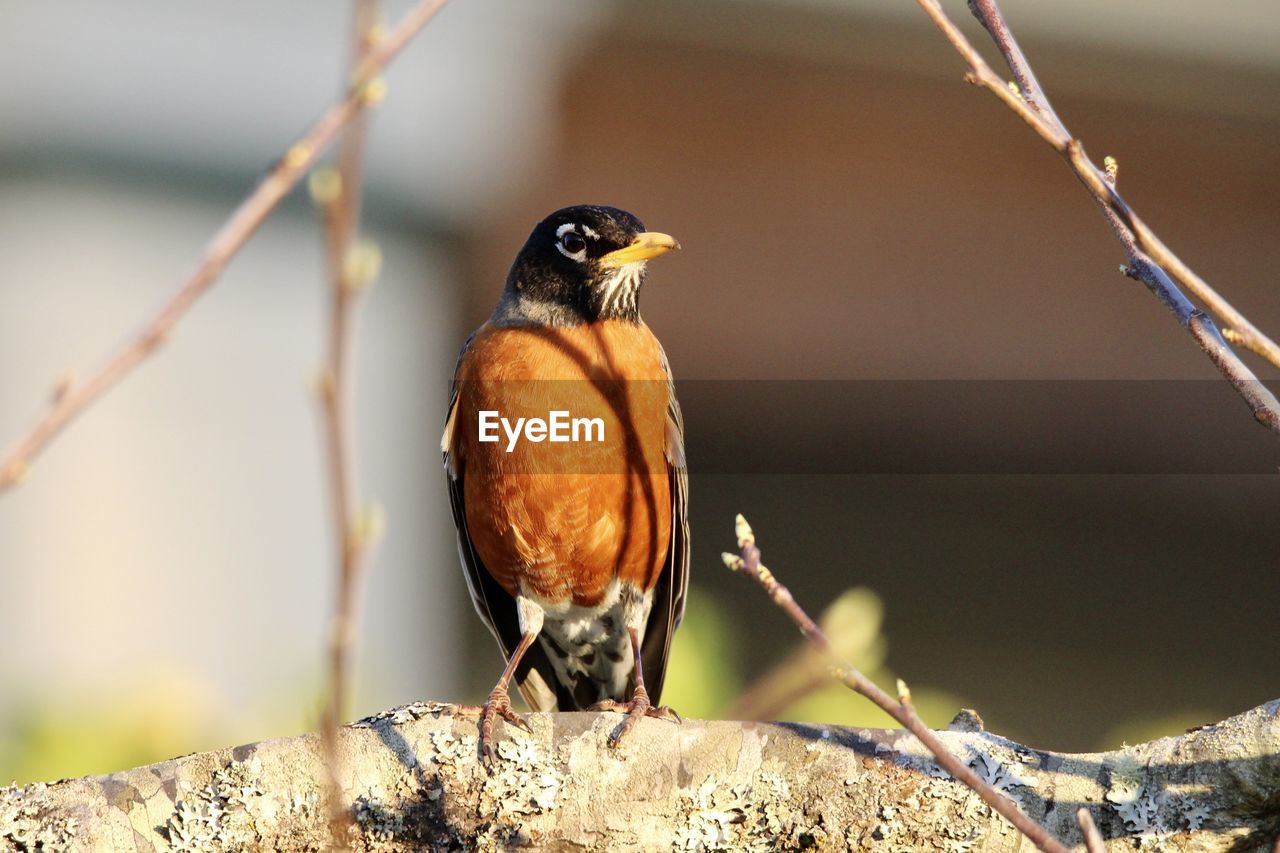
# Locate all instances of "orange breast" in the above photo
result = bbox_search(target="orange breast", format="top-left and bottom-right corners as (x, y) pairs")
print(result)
(453, 320), (673, 607)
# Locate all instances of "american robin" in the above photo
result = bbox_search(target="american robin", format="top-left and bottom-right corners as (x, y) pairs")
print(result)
(442, 205), (688, 759)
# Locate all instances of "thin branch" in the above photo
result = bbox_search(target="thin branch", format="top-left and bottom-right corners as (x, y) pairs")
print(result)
(913, 0), (1280, 435)
(0, 0), (450, 494)
(1075, 809), (1106, 853)
(722, 515), (1071, 853)
(316, 0), (387, 847)
(1187, 311), (1280, 431)
(966, 0), (1064, 132)
(1073, 162), (1279, 432)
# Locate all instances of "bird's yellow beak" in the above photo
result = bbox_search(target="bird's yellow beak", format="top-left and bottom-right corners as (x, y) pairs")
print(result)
(600, 232), (681, 268)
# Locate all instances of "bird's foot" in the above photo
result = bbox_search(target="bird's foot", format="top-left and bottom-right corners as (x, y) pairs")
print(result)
(458, 686), (532, 764)
(590, 688), (682, 749)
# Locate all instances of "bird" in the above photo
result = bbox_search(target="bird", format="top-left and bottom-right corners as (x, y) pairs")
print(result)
(442, 205), (688, 760)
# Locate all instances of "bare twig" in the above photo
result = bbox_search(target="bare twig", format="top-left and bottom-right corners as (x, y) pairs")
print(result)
(1187, 311), (1280, 431)
(315, 1), (388, 846)
(1075, 808), (1106, 853)
(722, 515), (1071, 853)
(0, 0), (450, 494)
(913, 0), (1280, 434)
(965, 0), (1063, 131)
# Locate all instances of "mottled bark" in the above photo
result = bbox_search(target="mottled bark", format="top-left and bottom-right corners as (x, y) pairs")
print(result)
(3, 700), (1278, 851)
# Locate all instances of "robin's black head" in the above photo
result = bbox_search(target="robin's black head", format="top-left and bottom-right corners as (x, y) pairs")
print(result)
(493, 205), (680, 327)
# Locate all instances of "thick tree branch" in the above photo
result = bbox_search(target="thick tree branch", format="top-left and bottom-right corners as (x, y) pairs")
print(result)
(3, 700), (1277, 850)
(0, 0), (450, 494)
(914, 0), (1280, 434)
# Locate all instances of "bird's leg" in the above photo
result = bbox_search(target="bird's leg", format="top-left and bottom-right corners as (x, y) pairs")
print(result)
(463, 595), (543, 764)
(590, 600), (681, 748)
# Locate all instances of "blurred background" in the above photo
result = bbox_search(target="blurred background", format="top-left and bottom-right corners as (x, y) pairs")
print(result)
(2, 0), (1278, 784)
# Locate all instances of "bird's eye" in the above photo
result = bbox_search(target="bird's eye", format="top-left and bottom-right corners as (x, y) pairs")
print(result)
(560, 232), (586, 255)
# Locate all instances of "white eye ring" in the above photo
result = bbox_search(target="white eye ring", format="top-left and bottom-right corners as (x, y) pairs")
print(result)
(555, 223), (587, 261)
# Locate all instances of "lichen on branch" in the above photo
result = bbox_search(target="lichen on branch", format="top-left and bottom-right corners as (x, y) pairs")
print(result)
(3, 700), (1277, 851)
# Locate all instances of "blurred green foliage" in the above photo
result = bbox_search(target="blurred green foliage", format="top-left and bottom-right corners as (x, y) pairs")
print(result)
(664, 585), (1220, 750)
(660, 586), (744, 721)
(665, 585), (965, 729)
(0, 670), (310, 787)
(1100, 709), (1221, 752)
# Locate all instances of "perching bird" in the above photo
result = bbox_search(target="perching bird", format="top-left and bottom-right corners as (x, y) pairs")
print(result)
(442, 205), (688, 758)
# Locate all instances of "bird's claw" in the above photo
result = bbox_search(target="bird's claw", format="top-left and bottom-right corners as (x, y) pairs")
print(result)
(590, 690), (681, 749)
(472, 687), (530, 764)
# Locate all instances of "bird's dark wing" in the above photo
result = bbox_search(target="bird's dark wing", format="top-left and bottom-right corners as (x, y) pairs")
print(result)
(638, 345), (690, 705)
(442, 333), (571, 712)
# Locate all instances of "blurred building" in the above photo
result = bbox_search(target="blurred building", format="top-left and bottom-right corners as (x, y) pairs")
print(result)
(1, 0), (1277, 780)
